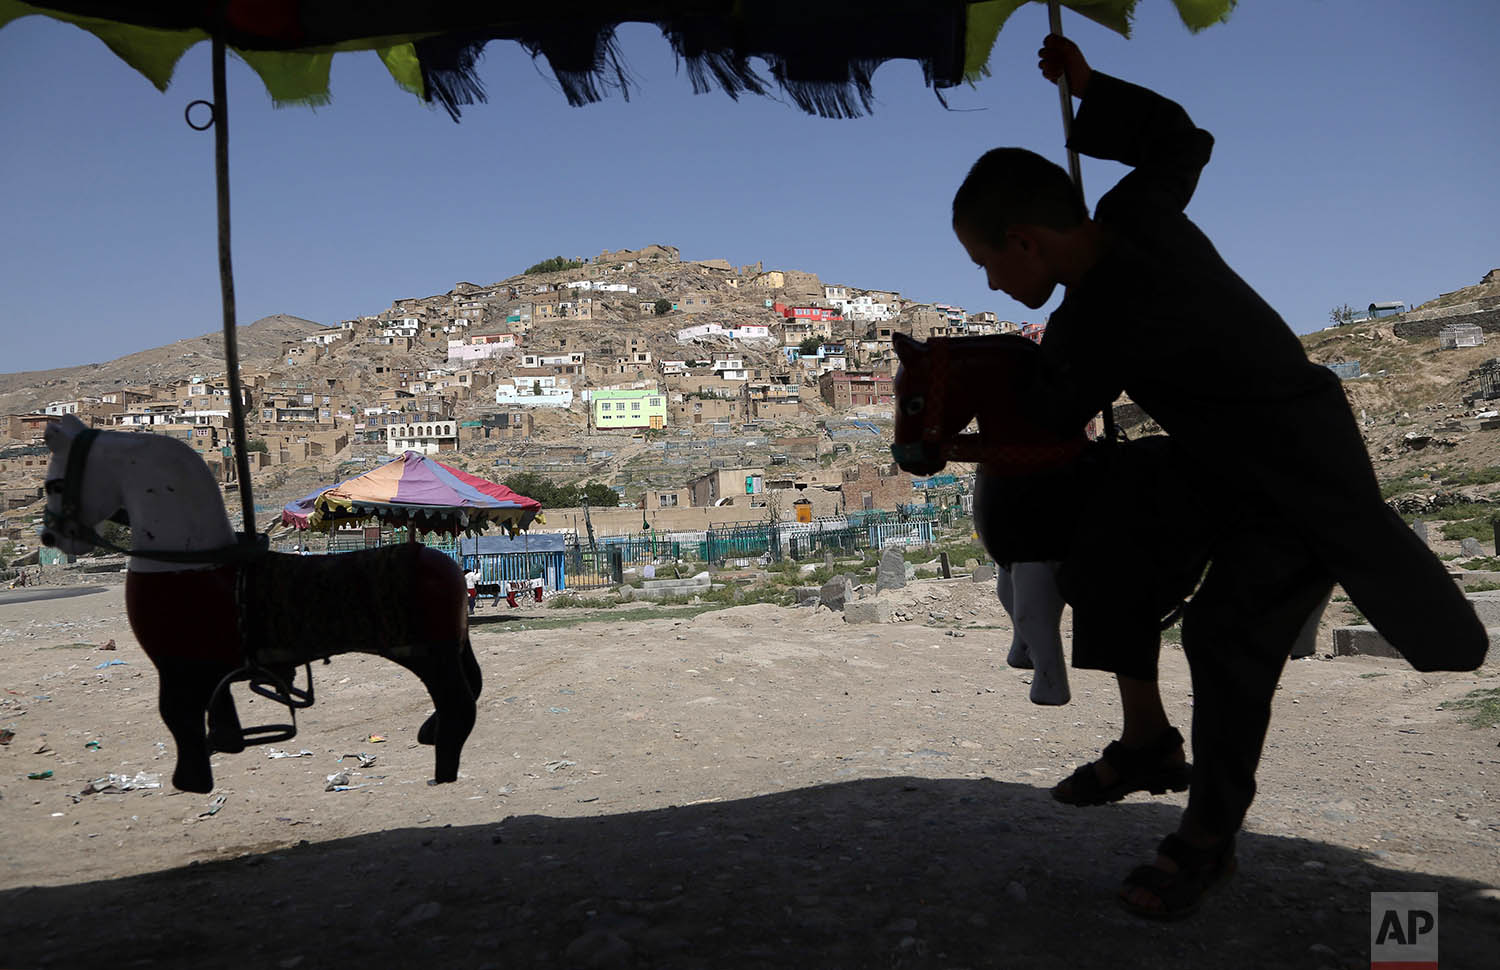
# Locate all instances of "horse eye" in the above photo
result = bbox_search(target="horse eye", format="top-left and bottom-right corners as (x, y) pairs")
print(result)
(903, 396), (925, 416)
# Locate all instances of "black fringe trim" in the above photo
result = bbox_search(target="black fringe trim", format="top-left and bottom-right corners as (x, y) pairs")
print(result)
(415, 33), (491, 123)
(403, 3), (973, 122)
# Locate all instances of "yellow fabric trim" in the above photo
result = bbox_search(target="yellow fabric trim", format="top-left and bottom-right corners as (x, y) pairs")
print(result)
(238, 49), (334, 108)
(1, 0), (202, 91)
(963, 0), (1235, 84)
(1171, 0), (1237, 32)
(378, 43), (425, 99)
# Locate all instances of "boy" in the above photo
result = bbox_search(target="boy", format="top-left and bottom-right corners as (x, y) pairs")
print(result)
(951, 35), (1487, 918)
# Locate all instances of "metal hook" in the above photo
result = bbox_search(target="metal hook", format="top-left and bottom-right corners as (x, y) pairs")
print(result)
(185, 99), (216, 131)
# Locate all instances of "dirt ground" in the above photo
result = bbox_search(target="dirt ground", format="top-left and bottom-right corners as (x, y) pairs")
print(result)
(1, 574), (1497, 970)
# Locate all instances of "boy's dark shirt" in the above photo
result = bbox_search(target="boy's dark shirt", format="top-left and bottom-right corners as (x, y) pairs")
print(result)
(1032, 72), (1367, 503)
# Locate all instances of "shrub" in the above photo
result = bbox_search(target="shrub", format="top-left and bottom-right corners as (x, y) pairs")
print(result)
(524, 256), (584, 275)
(1439, 517), (1495, 543)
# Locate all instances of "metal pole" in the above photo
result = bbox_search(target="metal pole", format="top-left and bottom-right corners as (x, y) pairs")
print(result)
(1046, 1), (1116, 442)
(211, 36), (257, 534)
(1047, 0), (1084, 192)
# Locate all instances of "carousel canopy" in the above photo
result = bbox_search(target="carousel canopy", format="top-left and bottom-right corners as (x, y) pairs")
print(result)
(0, 1), (1234, 121)
(282, 450), (542, 534)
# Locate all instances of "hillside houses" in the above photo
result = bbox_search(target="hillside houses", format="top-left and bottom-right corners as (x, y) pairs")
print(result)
(2, 244), (1012, 540)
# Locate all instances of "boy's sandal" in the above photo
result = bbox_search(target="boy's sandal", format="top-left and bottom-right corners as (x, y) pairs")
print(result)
(1118, 832), (1237, 920)
(1051, 726), (1191, 806)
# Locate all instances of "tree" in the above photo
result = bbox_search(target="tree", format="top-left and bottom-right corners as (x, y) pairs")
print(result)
(797, 336), (823, 356)
(579, 482), (621, 508)
(501, 473), (619, 509)
(502, 472), (566, 508)
(245, 438), (269, 454)
(523, 256), (584, 275)
(1328, 303), (1357, 327)
(654, 298), (673, 316)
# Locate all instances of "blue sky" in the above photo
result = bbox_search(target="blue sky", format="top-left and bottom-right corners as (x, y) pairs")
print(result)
(2, 0), (1496, 374)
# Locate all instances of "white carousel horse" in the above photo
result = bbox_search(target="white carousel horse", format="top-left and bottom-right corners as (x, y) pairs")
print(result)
(40, 415), (480, 793)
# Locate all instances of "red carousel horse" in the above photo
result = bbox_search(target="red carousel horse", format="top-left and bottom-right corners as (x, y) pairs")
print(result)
(40, 415), (480, 793)
(889, 331), (1087, 480)
(891, 330), (1215, 660)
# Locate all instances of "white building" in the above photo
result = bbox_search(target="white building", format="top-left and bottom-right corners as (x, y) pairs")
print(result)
(676, 322), (775, 344)
(387, 419), (459, 455)
(380, 319), (420, 338)
(522, 351), (585, 368)
(712, 354), (749, 381)
(448, 339), (514, 363)
(495, 380), (574, 408)
(836, 295), (898, 322)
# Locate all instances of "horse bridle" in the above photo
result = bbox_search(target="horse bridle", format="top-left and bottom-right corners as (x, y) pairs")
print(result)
(43, 427), (123, 550)
(890, 337), (1089, 470)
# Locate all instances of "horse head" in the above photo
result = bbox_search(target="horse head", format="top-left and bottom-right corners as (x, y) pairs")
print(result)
(40, 414), (124, 556)
(891, 332), (1089, 478)
(891, 332), (976, 476)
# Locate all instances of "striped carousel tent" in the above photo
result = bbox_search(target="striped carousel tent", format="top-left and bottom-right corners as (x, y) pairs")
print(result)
(282, 450), (542, 536)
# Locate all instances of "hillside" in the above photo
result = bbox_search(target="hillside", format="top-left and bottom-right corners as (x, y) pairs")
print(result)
(6, 256), (1500, 554)
(0, 314), (328, 415)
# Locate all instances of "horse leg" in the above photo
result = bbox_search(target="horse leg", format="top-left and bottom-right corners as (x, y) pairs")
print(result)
(996, 566), (1032, 669)
(155, 659), (220, 793)
(397, 649), (476, 784)
(1010, 561), (1071, 706)
(417, 636), (482, 745)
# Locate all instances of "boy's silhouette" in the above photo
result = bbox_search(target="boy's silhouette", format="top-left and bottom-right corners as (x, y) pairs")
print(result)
(950, 34), (1487, 918)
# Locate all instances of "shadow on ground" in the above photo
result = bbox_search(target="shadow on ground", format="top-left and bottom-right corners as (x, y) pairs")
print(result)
(3, 777), (1495, 969)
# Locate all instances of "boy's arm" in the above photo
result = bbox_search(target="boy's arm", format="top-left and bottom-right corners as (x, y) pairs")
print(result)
(1069, 71), (1214, 215)
(1026, 323), (1124, 439)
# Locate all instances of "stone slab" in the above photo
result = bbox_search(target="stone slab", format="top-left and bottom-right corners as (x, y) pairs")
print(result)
(820, 574), (854, 611)
(1332, 625), (1404, 660)
(1465, 590), (1500, 626)
(1334, 623), (1500, 662)
(876, 548), (906, 593)
(844, 600), (885, 624)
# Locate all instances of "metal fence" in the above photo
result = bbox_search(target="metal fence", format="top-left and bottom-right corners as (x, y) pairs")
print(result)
(275, 507), (953, 591)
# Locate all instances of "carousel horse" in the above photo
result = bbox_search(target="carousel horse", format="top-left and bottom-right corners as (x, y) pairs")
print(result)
(39, 415), (480, 793)
(890, 331), (1090, 701)
(890, 331), (1213, 662)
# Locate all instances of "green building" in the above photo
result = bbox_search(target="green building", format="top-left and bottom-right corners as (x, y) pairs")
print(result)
(592, 388), (666, 430)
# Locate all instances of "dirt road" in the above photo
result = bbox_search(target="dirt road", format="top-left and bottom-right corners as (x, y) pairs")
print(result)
(2, 580), (1497, 969)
